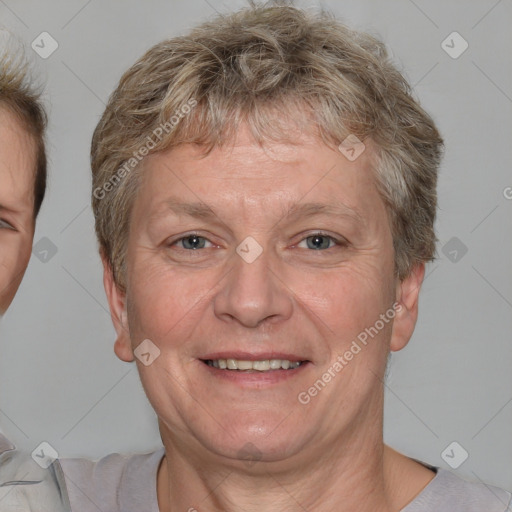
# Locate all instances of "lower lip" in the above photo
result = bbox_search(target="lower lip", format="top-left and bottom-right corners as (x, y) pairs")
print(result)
(199, 360), (311, 386)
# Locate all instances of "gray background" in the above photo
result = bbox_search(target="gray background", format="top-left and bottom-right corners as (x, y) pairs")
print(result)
(0, 0), (511, 493)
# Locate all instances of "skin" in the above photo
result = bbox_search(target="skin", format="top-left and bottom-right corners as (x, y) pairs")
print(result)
(0, 106), (36, 315)
(104, 123), (435, 512)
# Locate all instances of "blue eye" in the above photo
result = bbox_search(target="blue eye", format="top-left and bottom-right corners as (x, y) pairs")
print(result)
(298, 233), (340, 250)
(169, 232), (343, 252)
(174, 234), (212, 250)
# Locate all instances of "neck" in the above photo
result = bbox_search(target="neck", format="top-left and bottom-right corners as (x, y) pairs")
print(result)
(156, 412), (432, 512)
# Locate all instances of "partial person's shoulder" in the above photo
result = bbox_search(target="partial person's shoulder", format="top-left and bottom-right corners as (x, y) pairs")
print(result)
(403, 466), (512, 512)
(1, 433), (72, 511)
(59, 447), (164, 512)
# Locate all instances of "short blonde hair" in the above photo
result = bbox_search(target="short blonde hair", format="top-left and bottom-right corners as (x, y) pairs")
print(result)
(91, 4), (443, 289)
(0, 31), (47, 217)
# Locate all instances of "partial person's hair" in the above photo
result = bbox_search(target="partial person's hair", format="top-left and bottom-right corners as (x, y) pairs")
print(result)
(0, 30), (47, 218)
(91, 3), (444, 289)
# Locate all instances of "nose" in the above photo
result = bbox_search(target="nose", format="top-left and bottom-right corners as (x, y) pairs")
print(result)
(213, 242), (293, 328)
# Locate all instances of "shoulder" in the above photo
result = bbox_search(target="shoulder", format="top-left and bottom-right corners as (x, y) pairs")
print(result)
(404, 467), (512, 512)
(0, 432), (15, 454)
(1, 433), (72, 511)
(59, 448), (165, 512)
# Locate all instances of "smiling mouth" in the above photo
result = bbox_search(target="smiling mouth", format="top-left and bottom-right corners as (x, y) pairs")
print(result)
(202, 359), (307, 371)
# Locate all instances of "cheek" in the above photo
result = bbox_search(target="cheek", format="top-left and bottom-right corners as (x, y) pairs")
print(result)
(298, 259), (394, 328)
(0, 234), (30, 272)
(126, 258), (212, 345)
(0, 235), (31, 310)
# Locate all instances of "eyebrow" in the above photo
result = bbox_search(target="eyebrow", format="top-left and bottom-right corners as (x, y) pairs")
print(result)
(162, 199), (364, 224)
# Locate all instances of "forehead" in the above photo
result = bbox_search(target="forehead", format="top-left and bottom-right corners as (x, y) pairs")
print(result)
(0, 105), (36, 212)
(139, 124), (382, 222)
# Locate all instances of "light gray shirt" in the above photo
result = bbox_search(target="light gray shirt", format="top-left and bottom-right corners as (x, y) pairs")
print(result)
(59, 449), (512, 511)
(0, 433), (71, 511)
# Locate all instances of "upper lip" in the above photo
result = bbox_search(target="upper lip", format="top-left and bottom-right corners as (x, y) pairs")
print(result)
(200, 352), (308, 362)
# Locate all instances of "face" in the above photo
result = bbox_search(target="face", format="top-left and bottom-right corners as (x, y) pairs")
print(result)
(105, 123), (423, 466)
(0, 106), (36, 315)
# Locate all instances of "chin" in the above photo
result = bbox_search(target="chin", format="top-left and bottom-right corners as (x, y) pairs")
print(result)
(197, 413), (311, 464)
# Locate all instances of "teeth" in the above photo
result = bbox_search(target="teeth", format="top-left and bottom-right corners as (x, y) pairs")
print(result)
(237, 360), (253, 370)
(253, 360), (270, 371)
(207, 359), (302, 371)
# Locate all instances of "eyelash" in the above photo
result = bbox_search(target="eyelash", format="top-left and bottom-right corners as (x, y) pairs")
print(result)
(170, 232), (345, 251)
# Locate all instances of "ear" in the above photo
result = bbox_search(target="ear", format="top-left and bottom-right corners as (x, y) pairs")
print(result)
(390, 263), (425, 352)
(101, 253), (134, 362)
